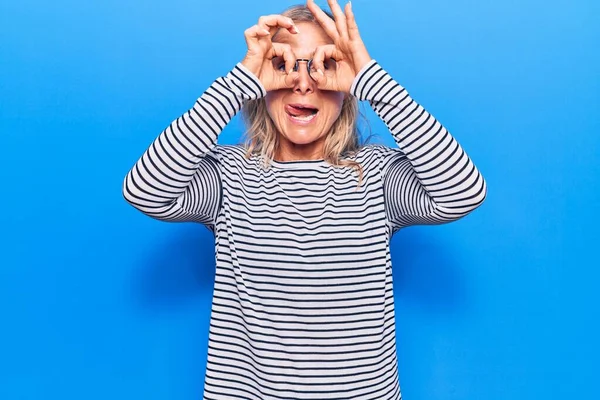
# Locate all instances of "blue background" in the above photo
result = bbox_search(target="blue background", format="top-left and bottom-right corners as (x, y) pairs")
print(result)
(1, 0), (598, 399)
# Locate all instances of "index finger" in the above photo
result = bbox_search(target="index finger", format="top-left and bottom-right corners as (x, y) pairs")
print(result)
(258, 14), (299, 34)
(306, 0), (339, 39)
(270, 43), (297, 75)
(327, 0), (348, 39)
(312, 44), (342, 72)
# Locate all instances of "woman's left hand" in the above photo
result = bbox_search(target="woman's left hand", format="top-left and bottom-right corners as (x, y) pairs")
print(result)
(306, 0), (372, 93)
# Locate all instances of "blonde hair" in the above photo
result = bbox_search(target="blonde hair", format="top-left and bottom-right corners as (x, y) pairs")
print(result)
(242, 5), (364, 180)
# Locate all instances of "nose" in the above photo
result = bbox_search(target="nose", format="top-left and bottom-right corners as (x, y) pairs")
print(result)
(292, 59), (315, 95)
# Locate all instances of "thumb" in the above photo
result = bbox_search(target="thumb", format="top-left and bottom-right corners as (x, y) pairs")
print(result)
(266, 43), (298, 90)
(312, 44), (343, 91)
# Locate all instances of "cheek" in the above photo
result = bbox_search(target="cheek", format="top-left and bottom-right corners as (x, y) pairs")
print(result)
(322, 93), (345, 121)
(265, 92), (283, 121)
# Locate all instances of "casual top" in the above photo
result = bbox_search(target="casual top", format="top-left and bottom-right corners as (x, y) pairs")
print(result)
(123, 60), (487, 400)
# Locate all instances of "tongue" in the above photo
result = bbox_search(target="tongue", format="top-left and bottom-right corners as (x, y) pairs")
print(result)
(289, 106), (316, 117)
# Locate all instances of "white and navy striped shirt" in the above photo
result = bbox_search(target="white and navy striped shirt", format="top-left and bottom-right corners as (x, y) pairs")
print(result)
(123, 60), (487, 400)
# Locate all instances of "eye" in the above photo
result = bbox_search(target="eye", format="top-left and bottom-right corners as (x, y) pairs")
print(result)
(324, 58), (337, 71)
(272, 57), (286, 72)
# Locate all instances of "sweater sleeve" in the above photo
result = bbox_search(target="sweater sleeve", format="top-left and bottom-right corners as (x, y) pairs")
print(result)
(351, 60), (487, 232)
(122, 63), (266, 228)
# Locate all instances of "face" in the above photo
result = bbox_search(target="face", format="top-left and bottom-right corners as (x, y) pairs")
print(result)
(266, 22), (345, 160)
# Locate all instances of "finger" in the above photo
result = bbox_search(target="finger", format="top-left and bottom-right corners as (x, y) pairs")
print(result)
(306, 0), (339, 39)
(269, 49), (299, 90)
(327, 0), (348, 39)
(311, 68), (327, 88)
(271, 43), (296, 75)
(311, 46), (329, 87)
(244, 25), (271, 44)
(258, 14), (299, 35)
(282, 70), (300, 88)
(312, 44), (345, 90)
(312, 44), (337, 75)
(345, 1), (361, 41)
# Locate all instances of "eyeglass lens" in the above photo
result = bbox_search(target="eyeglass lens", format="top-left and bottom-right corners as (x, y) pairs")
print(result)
(271, 57), (337, 81)
(293, 59), (337, 80)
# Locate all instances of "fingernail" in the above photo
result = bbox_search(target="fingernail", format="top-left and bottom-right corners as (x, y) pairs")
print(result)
(262, 29), (270, 35)
(292, 25), (300, 33)
(318, 69), (324, 76)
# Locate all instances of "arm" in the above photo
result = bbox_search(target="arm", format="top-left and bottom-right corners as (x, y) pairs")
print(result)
(351, 60), (487, 231)
(122, 64), (265, 227)
(123, 13), (300, 227)
(305, 0), (486, 231)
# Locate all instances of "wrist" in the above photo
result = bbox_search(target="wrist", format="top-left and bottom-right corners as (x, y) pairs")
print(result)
(241, 57), (261, 79)
(353, 54), (372, 75)
(233, 62), (267, 98)
(350, 59), (378, 99)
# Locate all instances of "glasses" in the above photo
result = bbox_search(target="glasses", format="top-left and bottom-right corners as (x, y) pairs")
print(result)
(272, 57), (337, 81)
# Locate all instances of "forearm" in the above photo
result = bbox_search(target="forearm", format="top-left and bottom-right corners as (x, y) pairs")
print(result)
(122, 63), (266, 221)
(351, 60), (487, 220)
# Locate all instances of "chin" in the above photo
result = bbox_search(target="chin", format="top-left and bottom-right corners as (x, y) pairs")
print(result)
(281, 111), (330, 144)
(282, 123), (329, 145)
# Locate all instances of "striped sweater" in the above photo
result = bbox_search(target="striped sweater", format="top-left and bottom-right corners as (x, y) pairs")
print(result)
(123, 60), (487, 400)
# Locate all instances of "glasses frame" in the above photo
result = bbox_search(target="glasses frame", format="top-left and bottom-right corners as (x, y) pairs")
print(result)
(290, 58), (336, 81)
(292, 59), (316, 81)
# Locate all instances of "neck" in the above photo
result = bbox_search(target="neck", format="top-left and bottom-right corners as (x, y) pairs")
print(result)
(275, 137), (325, 162)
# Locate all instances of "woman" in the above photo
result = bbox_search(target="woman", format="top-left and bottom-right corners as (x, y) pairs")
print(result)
(123, 0), (487, 398)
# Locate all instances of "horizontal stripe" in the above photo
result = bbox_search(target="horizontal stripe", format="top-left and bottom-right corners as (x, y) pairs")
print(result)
(122, 59), (486, 399)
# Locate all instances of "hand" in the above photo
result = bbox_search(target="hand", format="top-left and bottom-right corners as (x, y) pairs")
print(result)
(307, 0), (372, 92)
(241, 15), (299, 92)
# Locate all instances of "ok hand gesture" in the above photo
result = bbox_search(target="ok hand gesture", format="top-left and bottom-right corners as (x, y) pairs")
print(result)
(240, 1), (372, 94)
(241, 15), (299, 92)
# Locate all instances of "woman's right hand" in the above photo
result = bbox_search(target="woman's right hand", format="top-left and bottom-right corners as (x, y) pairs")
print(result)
(241, 15), (299, 92)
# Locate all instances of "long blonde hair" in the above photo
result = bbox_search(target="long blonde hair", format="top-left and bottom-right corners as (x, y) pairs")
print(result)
(242, 5), (364, 178)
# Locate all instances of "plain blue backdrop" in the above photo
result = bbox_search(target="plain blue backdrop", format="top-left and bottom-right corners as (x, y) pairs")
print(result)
(1, 0), (598, 399)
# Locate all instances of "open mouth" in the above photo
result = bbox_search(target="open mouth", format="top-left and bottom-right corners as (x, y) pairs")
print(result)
(285, 104), (319, 123)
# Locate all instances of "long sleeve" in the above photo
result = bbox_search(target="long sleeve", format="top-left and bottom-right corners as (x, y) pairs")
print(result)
(351, 60), (487, 232)
(122, 64), (266, 227)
